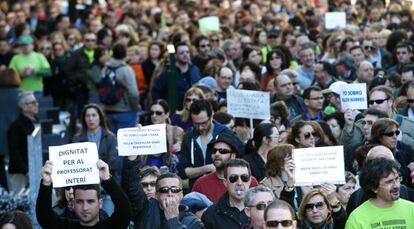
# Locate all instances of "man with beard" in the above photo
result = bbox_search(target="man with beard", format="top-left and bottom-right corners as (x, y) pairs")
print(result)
(202, 159), (253, 229)
(345, 158), (414, 228)
(192, 133), (258, 203)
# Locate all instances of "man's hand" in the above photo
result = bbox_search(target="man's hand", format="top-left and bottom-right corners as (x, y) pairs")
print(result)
(162, 196), (180, 220)
(284, 158), (295, 187)
(97, 160), (110, 181)
(41, 160), (53, 186)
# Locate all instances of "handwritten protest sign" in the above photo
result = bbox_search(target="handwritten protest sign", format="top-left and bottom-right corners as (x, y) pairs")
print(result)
(49, 142), (100, 188)
(227, 89), (270, 120)
(199, 16), (220, 34)
(117, 124), (167, 156)
(325, 12), (346, 29)
(293, 146), (345, 186)
(339, 83), (367, 110)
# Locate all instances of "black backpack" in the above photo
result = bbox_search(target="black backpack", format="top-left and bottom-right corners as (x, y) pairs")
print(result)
(98, 65), (125, 105)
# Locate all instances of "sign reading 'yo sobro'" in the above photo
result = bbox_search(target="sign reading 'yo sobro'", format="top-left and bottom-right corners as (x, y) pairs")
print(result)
(339, 83), (368, 110)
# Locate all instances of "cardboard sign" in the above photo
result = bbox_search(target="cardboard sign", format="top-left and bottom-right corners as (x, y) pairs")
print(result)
(227, 89), (270, 120)
(49, 142), (100, 188)
(325, 12), (346, 29)
(199, 16), (220, 34)
(293, 146), (346, 186)
(339, 83), (368, 110)
(117, 124), (167, 156)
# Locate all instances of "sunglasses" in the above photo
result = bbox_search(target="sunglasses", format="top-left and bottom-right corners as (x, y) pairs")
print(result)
(364, 45), (374, 50)
(150, 111), (164, 116)
(200, 44), (211, 48)
(368, 98), (389, 105)
(212, 148), (232, 154)
(303, 132), (316, 139)
(383, 130), (400, 137)
(228, 174), (250, 183)
(305, 201), (325, 211)
(407, 99), (414, 103)
(211, 38), (219, 42)
(248, 201), (272, 210)
(186, 98), (198, 103)
(266, 220), (294, 227)
(157, 186), (182, 194)
(141, 181), (156, 188)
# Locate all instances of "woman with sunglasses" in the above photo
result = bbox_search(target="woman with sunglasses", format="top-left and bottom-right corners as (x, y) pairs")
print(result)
(286, 120), (316, 148)
(368, 118), (414, 187)
(171, 87), (206, 131)
(142, 99), (183, 173)
(264, 200), (297, 229)
(297, 188), (347, 229)
(244, 123), (280, 182)
(138, 166), (161, 199)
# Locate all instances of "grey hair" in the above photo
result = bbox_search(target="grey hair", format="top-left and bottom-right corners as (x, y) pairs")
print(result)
(18, 91), (34, 108)
(244, 186), (275, 206)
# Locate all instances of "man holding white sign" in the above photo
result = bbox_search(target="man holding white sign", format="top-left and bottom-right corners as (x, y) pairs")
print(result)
(36, 160), (131, 228)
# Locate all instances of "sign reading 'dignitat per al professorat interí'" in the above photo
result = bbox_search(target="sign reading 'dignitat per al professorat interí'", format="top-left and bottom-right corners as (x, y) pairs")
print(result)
(49, 142), (100, 188)
(227, 89), (270, 120)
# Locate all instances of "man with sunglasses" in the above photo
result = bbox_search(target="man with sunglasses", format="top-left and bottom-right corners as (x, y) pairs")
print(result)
(345, 158), (414, 228)
(243, 186), (275, 229)
(202, 159), (252, 229)
(177, 100), (245, 190)
(123, 155), (204, 229)
(398, 81), (414, 121)
(192, 132), (258, 203)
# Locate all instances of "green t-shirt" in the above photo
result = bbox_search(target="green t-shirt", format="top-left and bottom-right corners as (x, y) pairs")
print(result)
(345, 199), (414, 229)
(9, 51), (51, 92)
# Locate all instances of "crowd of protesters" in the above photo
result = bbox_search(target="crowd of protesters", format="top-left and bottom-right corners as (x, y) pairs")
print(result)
(2, 0), (414, 228)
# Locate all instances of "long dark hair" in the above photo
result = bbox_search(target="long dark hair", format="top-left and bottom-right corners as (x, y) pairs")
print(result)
(80, 103), (110, 133)
(245, 123), (275, 154)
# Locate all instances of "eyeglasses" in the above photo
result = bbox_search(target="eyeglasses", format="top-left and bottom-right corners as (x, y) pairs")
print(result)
(150, 111), (164, 116)
(228, 174), (250, 183)
(266, 220), (294, 227)
(200, 44), (210, 48)
(212, 148), (232, 154)
(248, 201), (272, 210)
(25, 100), (38, 105)
(407, 99), (414, 103)
(303, 132), (316, 139)
(309, 96), (324, 100)
(157, 186), (182, 194)
(141, 181), (156, 188)
(368, 98), (389, 105)
(383, 130), (400, 137)
(186, 98), (198, 103)
(361, 120), (374, 126)
(305, 201), (325, 211)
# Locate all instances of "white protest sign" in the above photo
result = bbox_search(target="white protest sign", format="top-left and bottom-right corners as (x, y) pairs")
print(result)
(198, 16), (220, 34)
(49, 142), (100, 188)
(293, 146), (345, 186)
(227, 89), (270, 120)
(117, 124), (167, 156)
(325, 12), (346, 29)
(339, 83), (367, 110)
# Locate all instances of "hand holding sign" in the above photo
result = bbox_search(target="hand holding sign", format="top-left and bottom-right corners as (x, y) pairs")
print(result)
(97, 160), (110, 181)
(41, 160), (53, 186)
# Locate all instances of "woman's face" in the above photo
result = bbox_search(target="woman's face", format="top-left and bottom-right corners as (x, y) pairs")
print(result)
(305, 194), (329, 226)
(269, 53), (282, 70)
(150, 44), (161, 60)
(141, 175), (157, 199)
(40, 42), (52, 57)
(258, 31), (267, 45)
(150, 104), (168, 124)
(248, 50), (262, 66)
(327, 118), (342, 140)
(296, 125), (316, 148)
(65, 187), (74, 202)
(266, 127), (280, 148)
(185, 93), (200, 110)
(84, 108), (101, 131)
(336, 180), (356, 206)
(379, 126), (399, 149)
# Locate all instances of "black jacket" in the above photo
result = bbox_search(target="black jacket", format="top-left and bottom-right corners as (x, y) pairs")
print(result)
(64, 47), (93, 93)
(7, 114), (35, 174)
(202, 192), (248, 229)
(122, 157), (204, 229)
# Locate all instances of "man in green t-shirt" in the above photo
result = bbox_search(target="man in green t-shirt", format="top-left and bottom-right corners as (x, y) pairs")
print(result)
(9, 35), (51, 93)
(346, 158), (414, 229)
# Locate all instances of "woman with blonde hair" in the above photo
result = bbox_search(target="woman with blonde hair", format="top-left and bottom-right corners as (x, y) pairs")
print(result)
(171, 87), (206, 131)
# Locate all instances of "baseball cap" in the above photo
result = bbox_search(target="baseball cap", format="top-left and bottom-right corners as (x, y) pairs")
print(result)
(322, 81), (348, 95)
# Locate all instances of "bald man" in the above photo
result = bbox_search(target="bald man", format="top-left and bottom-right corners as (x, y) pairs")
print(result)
(346, 145), (414, 215)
